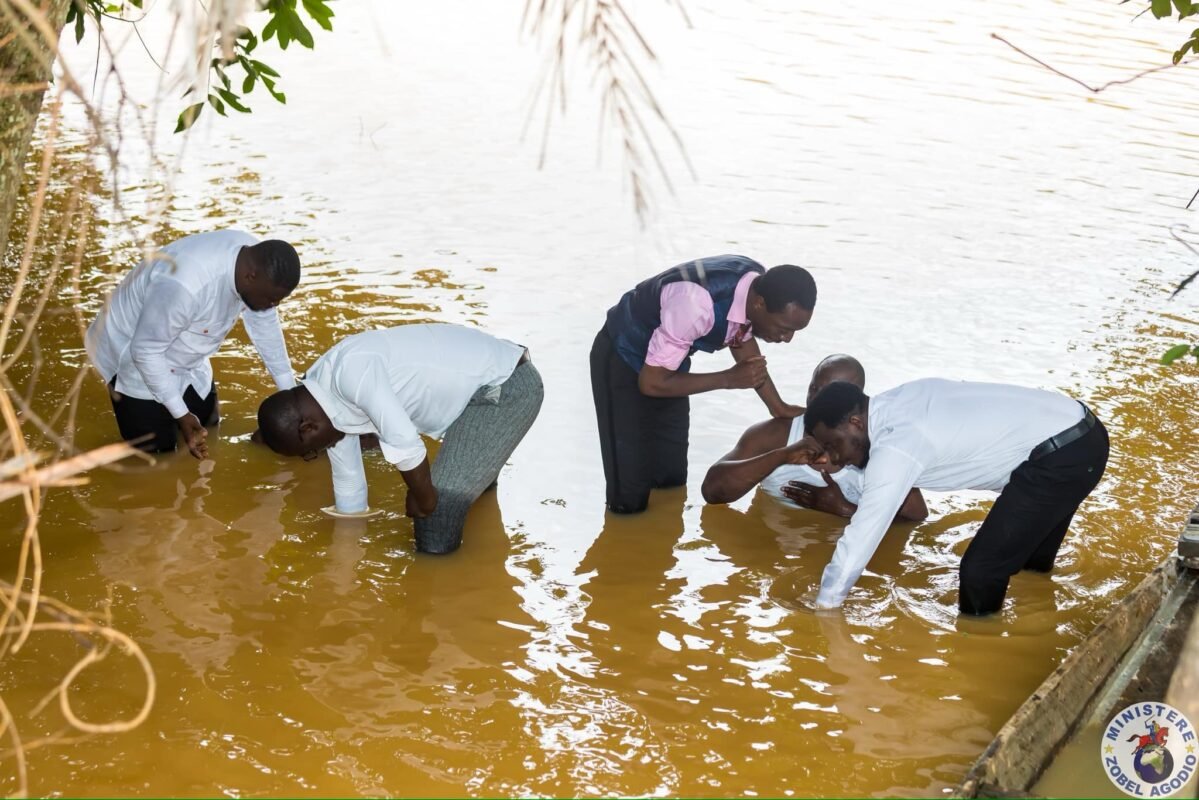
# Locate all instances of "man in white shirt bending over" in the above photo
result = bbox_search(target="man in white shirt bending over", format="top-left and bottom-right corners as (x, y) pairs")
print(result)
(702, 354), (927, 524)
(255, 324), (543, 554)
(799, 378), (1109, 615)
(86, 230), (300, 459)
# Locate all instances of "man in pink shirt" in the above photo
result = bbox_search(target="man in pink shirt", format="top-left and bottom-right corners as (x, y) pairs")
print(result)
(591, 254), (817, 513)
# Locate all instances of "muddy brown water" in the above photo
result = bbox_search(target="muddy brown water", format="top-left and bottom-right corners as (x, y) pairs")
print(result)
(1, 0), (1199, 795)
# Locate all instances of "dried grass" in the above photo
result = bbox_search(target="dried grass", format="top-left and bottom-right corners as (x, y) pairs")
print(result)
(0, 1), (264, 794)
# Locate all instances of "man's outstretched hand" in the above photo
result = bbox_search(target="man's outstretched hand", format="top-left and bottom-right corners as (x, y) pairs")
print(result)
(782, 472), (854, 518)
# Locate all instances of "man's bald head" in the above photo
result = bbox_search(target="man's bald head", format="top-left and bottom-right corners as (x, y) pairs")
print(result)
(806, 354), (865, 405)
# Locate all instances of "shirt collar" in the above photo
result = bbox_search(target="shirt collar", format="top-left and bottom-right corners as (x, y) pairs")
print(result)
(726, 271), (758, 327)
(302, 375), (347, 429)
(227, 247), (247, 305)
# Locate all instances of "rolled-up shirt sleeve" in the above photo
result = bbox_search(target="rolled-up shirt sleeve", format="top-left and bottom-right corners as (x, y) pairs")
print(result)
(343, 360), (426, 471)
(242, 306), (296, 390)
(128, 278), (196, 419)
(327, 434), (368, 513)
(644, 283), (715, 370)
(815, 446), (925, 608)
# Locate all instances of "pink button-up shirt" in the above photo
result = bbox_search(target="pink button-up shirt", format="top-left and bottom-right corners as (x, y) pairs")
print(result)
(643, 271), (757, 370)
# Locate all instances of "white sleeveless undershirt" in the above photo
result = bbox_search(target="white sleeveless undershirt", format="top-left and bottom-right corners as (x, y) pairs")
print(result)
(759, 414), (865, 503)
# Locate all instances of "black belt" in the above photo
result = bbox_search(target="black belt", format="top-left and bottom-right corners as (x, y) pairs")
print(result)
(1029, 404), (1097, 461)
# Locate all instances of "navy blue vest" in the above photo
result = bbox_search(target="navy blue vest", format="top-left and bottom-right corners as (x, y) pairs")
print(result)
(605, 255), (765, 373)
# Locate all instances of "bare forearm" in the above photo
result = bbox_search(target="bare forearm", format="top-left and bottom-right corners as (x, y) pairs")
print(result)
(400, 458), (438, 514)
(639, 367), (732, 398)
(703, 448), (792, 504)
(837, 489), (927, 523)
(897, 489), (928, 522)
(755, 374), (790, 416)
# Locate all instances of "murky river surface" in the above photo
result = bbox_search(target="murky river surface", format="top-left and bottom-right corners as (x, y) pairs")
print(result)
(2, 0), (1199, 796)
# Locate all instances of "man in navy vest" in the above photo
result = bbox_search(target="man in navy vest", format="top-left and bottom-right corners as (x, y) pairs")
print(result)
(591, 254), (817, 513)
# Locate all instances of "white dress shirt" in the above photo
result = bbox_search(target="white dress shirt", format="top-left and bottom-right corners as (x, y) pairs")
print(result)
(85, 230), (296, 419)
(816, 378), (1085, 608)
(303, 324), (525, 513)
(760, 414), (864, 503)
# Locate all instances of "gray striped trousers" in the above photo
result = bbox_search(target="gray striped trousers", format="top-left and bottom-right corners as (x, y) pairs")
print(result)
(413, 361), (544, 554)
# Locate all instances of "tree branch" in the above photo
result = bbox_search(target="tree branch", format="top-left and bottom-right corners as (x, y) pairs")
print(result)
(991, 32), (1190, 93)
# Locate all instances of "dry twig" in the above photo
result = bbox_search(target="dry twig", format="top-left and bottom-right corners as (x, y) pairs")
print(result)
(0, 0), (259, 792)
(524, 0), (694, 220)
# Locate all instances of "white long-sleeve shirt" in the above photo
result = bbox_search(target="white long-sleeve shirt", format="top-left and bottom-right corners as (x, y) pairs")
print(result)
(85, 230), (296, 418)
(302, 324), (525, 513)
(760, 414), (864, 502)
(816, 378), (1085, 609)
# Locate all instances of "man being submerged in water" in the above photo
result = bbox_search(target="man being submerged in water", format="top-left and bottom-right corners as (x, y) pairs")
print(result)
(702, 353), (928, 521)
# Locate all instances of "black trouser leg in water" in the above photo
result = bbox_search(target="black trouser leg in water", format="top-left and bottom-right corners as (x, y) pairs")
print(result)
(958, 416), (1109, 615)
(109, 379), (219, 453)
(589, 327), (689, 514)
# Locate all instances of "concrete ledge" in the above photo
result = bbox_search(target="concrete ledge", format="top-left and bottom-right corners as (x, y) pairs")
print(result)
(954, 558), (1182, 798)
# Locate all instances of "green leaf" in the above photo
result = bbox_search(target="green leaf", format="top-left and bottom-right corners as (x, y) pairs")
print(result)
(1175, 0), (1196, 15)
(174, 102), (204, 133)
(261, 15), (278, 42)
(1174, 39), (1193, 64)
(262, 79), (286, 104)
(250, 59), (280, 78)
(301, 0), (335, 31)
(292, 17), (315, 48)
(1152, 0), (1173, 18)
(266, 6), (312, 50)
(242, 72), (256, 94)
(276, 18), (292, 49)
(216, 88), (251, 113)
(67, 3), (87, 43)
(208, 94), (227, 116)
(1161, 343), (1191, 364)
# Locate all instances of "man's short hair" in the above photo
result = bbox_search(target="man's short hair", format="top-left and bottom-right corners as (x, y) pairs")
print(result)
(257, 390), (302, 454)
(251, 240), (301, 292)
(753, 264), (817, 313)
(804, 381), (868, 436)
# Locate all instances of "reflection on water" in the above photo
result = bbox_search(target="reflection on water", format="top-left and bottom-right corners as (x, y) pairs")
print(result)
(3, 0), (1199, 795)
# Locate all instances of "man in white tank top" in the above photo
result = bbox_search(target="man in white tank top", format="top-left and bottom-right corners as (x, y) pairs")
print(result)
(702, 354), (927, 523)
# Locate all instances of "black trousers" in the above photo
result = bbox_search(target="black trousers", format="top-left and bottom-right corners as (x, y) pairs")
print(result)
(590, 327), (689, 513)
(109, 380), (219, 454)
(958, 416), (1110, 615)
